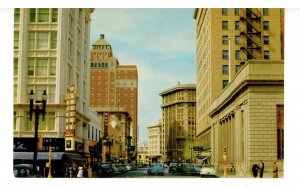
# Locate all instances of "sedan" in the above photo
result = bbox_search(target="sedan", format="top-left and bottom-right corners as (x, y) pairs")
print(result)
(200, 165), (217, 178)
(13, 164), (36, 178)
(147, 164), (165, 176)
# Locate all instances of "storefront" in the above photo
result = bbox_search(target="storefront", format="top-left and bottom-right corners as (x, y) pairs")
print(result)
(13, 138), (87, 177)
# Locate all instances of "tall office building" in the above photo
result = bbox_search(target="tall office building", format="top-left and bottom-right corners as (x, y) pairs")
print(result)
(89, 34), (138, 153)
(193, 8), (284, 147)
(159, 83), (196, 162)
(194, 8), (284, 176)
(13, 9), (103, 165)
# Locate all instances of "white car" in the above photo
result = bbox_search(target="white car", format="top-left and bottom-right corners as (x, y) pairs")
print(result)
(200, 165), (217, 177)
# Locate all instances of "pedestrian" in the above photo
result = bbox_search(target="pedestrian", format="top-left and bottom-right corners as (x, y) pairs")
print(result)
(273, 162), (278, 178)
(77, 166), (83, 178)
(71, 161), (78, 178)
(259, 160), (264, 178)
(83, 164), (88, 178)
(252, 163), (259, 178)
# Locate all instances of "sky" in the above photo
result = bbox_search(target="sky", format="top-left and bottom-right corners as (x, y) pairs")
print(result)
(90, 9), (196, 143)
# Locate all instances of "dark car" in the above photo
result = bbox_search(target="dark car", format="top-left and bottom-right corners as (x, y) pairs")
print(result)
(13, 164), (36, 178)
(97, 162), (115, 177)
(147, 163), (164, 176)
(169, 163), (178, 174)
(194, 164), (203, 176)
(172, 163), (198, 176)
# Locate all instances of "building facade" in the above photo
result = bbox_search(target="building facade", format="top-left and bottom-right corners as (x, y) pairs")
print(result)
(159, 83), (196, 162)
(13, 8), (101, 168)
(137, 143), (149, 165)
(89, 34), (138, 153)
(147, 123), (162, 163)
(194, 8), (284, 176)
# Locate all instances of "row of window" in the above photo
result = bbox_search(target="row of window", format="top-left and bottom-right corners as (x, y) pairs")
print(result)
(222, 50), (270, 60)
(222, 65), (241, 75)
(222, 20), (269, 30)
(14, 8), (58, 23)
(91, 62), (108, 68)
(221, 8), (269, 16)
(222, 35), (270, 45)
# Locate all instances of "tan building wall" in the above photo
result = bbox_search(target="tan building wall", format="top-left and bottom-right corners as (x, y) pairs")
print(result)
(194, 8), (284, 150)
(147, 124), (161, 163)
(160, 83), (196, 162)
(209, 61), (284, 176)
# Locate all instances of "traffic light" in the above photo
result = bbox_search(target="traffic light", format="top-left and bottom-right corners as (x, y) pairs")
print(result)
(37, 135), (43, 151)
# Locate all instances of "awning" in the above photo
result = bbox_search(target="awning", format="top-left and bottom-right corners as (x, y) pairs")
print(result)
(14, 152), (64, 160)
(64, 153), (87, 161)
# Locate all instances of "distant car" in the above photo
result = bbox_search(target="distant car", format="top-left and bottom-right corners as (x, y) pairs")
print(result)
(112, 164), (121, 175)
(125, 164), (132, 171)
(13, 164), (36, 178)
(194, 164), (203, 175)
(169, 163), (178, 174)
(97, 162), (115, 177)
(200, 165), (217, 178)
(115, 164), (127, 174)
(172, 163), (198, 176)
(147, 163), (165, 176)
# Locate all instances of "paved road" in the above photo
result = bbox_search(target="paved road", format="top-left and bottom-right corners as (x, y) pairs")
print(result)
(112, 168), (202, 178)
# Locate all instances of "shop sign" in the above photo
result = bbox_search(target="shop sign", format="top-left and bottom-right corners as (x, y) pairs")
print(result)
(13, 138), (65, 152)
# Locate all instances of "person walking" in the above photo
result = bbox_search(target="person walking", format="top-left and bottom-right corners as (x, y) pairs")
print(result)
(83, 165), (88, 178)
(259, 160), (264, 178)
(273, 162), (278, 178)
(77, 166), (83, 178)
(252, 163), (259, 178)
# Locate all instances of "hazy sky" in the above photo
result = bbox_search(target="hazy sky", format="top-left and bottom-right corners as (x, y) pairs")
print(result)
(90, 9), (196, 143)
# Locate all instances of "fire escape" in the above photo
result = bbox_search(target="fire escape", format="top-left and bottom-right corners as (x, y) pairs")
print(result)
(239, 8), (262, 64)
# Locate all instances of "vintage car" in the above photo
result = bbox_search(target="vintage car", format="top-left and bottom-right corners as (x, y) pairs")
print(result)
(200, 164), (217, 178)
(13, 164), (36, 178)
(147, 163), (165, 176)
(96, 162), (115, 177)
(172, 163), (199, 176)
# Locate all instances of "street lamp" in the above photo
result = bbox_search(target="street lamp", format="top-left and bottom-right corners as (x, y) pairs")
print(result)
(105, 135), (113, 162)
(29, 89), (47, 176)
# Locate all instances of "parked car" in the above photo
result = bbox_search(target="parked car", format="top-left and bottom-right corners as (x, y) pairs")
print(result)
(125, 164), (132, 171)
(112, 164), (121, 175)
(194, 164), (203, 176)
(96, 162), (115, 177)
(115, 164), (127, 174)
(147, 163), (165, 176)
(200, 165), (217, 178)
(169, 163), (178, 174)
(172, 163), (198, 176)
(13, 164), (36, 178)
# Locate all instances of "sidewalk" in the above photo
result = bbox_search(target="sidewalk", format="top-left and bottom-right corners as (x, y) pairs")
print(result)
(217, 170), (283, 178)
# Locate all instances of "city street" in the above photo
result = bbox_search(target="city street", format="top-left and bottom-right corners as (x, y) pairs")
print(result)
(111, 168), (202, 178)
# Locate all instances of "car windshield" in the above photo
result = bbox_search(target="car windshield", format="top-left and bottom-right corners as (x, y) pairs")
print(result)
(101, 163), (111, 167)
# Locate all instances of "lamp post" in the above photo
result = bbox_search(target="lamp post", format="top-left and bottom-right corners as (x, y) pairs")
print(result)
(29, 89), (47, 176)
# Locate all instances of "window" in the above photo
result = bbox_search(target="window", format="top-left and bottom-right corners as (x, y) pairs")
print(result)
(28, 32), (35, 49)
(30, 8), (36, 22)
(235, 21), (240, 30)
(263, 21), (269, 30)
(222, 65), (229, 74)
(36, 59), (48, 76)
(14, 31), (19, 49)
(264, 51), (270, 59)
(37, 32), (48, 49)
(14, 59), (18, 76)
(50, 32), (57, 49)
(264, 36), (270, 45)
(51, 8), (58, 22)
(235, 8), (240, 15)
(223, 80), (229, 89)
(222, 21), (228, 30)
(263, 8), (269, 15)
(14, 8), (20, 22)
(235, 65), (241, 73)
(277, 105), (284, 160)
(38, 8), (49, 22)
(222, 50), (229, 59)
(235, 50), (241, 59)
(50, 59), (56, 75)
(222, 8), (228, 15)
(28, 60), (34, 76)
(235, 36), (240, 44)
(222, 35), (228, 45)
